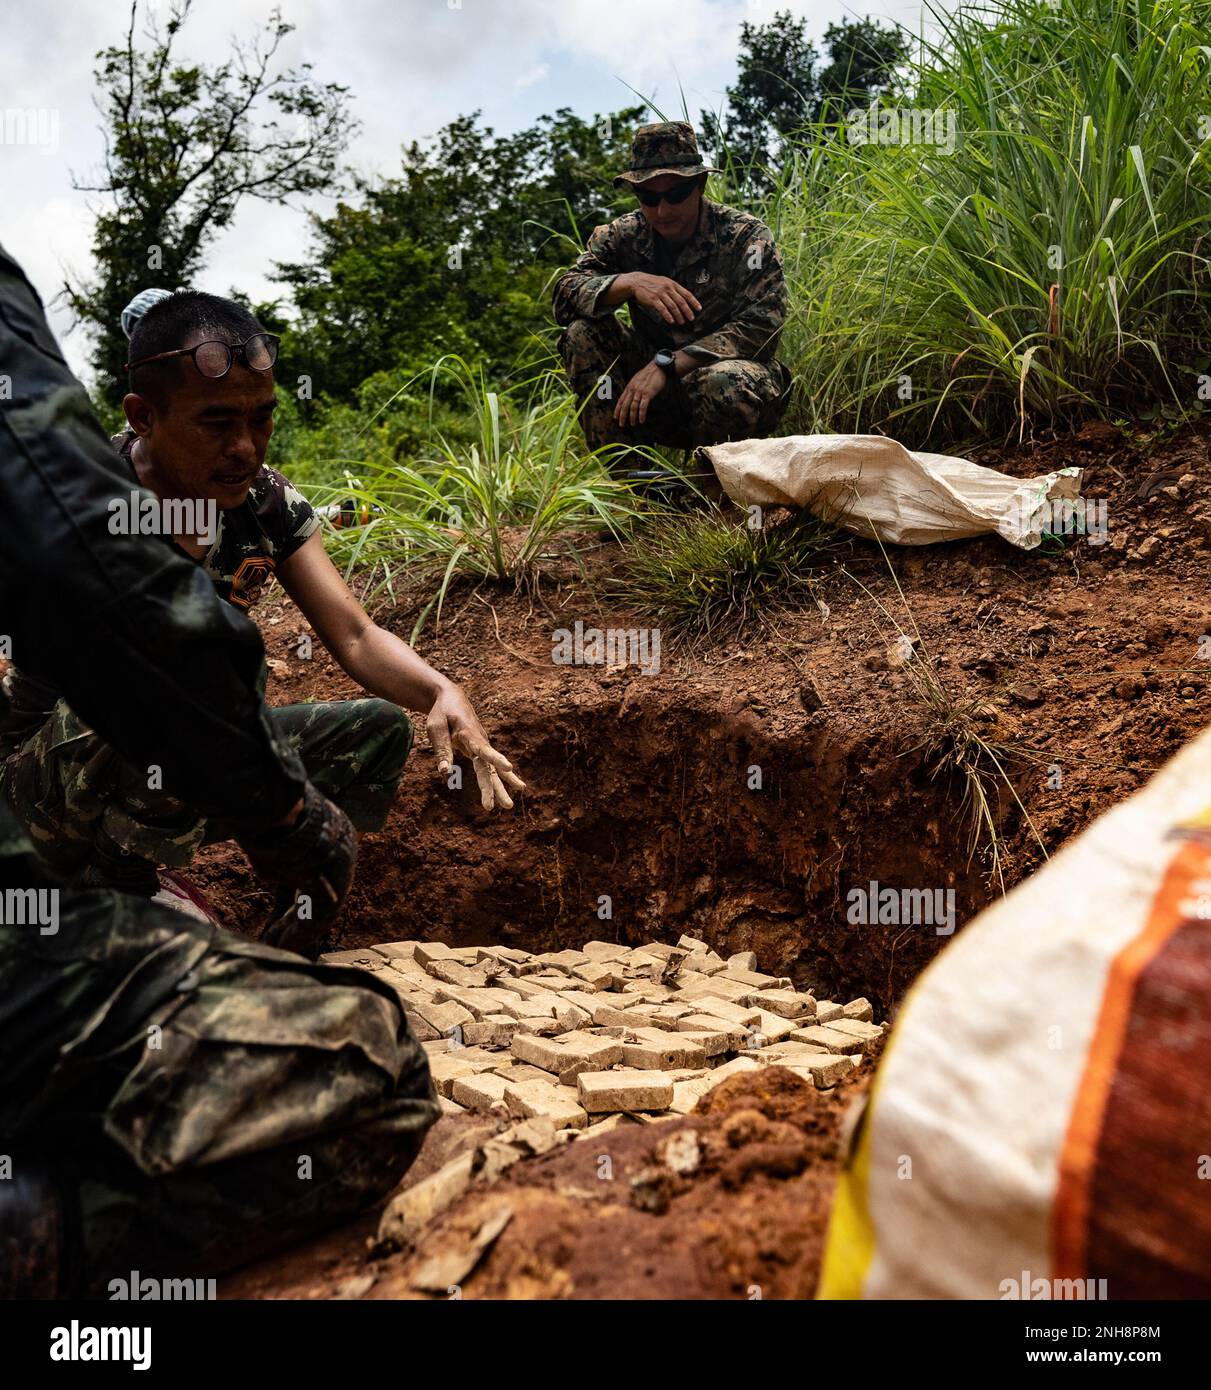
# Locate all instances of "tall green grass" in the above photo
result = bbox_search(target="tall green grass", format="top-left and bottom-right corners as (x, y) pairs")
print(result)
(775, 0), (1211, 443)
(306, 358), (639, 637)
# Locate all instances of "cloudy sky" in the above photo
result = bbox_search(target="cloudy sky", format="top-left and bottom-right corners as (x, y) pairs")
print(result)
(2, 0), (930, 380)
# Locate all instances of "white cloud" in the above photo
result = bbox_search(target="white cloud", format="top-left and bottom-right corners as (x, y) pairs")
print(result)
(515, 62), (549, 91)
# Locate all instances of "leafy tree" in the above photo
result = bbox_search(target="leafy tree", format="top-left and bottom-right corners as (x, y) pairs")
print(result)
(274, 105), (647, 403)
(66, 0), (355, 404)
(817, 18), (911, 117)
(701, 10), (907, 190)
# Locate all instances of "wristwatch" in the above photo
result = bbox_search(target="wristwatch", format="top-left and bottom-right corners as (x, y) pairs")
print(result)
(653, 349), (677, 377)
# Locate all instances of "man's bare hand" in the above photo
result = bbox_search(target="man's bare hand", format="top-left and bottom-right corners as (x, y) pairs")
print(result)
(623, 272), (702, 325)
(427, 684), (526, 811)
(615, 361), (669, 428)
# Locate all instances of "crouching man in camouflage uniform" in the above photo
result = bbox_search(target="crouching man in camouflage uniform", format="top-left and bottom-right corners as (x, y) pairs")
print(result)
(0, 289), (524, 956)
(554, 121), (791, 472)
(0, 248), (438, 1296)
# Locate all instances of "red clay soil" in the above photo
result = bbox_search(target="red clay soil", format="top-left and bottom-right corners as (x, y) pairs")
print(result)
(198, 418), (1209, 1298)
(224, 1062), (874, 1301)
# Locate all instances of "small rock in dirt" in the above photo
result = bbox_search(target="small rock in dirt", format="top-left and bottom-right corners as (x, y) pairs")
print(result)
(410, 1204), (513, 1294)
(1012, 682), (1044, 708)
(331, 1272), (376, 1300)
(798, 675), (825, 711)
(630, 1165), (675, 1215)
(1130, 536), (1161, 562)
(959, 653), (998, 677)
(658, 1128), (702, 1176)
(1114, 675), (1145, 701)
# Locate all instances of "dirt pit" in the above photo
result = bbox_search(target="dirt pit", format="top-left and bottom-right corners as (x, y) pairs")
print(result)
(201, 677), (1000, 1017)
(204, 417), (1210, 1299)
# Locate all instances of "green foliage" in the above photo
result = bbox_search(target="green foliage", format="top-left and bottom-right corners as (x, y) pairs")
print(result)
(267, 370), (481, 490)
(67, 0), (354, 406)
(700, 9), (907, 194)
(774, 0), (1211, 443)
(615, 508), (841, 647)
(302, 359), (639, 638)
(273, 105), (648, 402)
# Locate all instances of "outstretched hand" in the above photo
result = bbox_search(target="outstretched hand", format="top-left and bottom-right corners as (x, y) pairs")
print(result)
(427, 685), (526, 811)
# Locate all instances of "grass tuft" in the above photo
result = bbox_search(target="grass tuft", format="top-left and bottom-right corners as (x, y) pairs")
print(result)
(615, 507), (842, 648)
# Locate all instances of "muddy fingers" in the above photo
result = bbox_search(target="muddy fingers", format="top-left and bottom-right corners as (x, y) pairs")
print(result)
(473, 756), (514, 810)
(475, 743), (527, 791)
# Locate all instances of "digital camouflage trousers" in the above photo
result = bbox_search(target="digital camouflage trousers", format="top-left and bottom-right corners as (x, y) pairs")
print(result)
(0, 697), (412, 884)
(0, 796), (438, 1296)
(557, 314), (791, 459)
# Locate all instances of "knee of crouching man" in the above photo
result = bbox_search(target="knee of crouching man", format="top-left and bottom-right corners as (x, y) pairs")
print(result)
(365, 700), (414, 779)
(557, 317), (596, 361)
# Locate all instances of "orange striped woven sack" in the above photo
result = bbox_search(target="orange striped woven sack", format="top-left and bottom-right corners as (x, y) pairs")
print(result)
(820, 726), (1211, 1299)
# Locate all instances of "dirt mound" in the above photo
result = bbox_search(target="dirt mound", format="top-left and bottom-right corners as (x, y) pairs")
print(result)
(373, 1065), (865, 1300)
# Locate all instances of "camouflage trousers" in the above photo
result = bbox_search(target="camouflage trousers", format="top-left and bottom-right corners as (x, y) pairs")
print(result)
(0, 697), (412, 885)
(0, 797), (438, 1296)
(557, 314), (791, 459)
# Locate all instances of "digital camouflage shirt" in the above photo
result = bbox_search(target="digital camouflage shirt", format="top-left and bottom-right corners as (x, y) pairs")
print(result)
(0, 434), (320, 755)
(552, 198), (789, 366)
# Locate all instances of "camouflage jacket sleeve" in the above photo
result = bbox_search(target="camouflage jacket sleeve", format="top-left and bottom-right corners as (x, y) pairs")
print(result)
(552, 221), (624, 325)
(0, 246), (306, 827)
(684, 223), (788, 365)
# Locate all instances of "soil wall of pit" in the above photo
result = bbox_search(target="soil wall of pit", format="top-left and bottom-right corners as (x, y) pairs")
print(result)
(202, 685), (998, 1015)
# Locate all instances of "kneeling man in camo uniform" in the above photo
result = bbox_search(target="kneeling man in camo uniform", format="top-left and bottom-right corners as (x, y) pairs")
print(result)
(554, 121), (791, 473)
(0, 289), (524, 955)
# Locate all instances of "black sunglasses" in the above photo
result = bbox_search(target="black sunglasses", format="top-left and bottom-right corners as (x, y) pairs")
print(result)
(634, 179), (700, 209)
(125, 333), (280, 379)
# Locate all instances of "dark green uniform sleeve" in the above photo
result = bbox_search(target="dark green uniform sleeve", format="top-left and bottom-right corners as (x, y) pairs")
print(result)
(683, 223), (788, 365)
(0, 245), (305, 826)
(552, 221), (624, 324)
